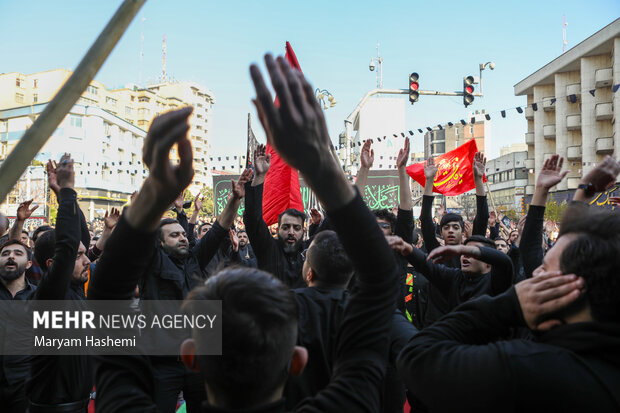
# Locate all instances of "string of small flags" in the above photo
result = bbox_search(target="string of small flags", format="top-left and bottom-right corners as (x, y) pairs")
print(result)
(332, 84), (620, 151)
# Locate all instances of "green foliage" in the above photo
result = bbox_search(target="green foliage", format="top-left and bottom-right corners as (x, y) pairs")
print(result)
(183, 187), (214, 218)
(544, 198), (568, 222)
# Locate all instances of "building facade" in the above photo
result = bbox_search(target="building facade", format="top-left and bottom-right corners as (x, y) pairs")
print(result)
(514, 19), (620, 198)
(484, 150), (529, 212)
(423, 110), (488, 159)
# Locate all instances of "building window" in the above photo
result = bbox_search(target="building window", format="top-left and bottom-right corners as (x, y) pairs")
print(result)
(15, 93), (24, 103)
(33, 79), (38, 88)
(33, 94), (38, 103)
(70, 116), (82, 128)
(16, 78), (22, 87)
(106, 97), (117, 106)
(138, 96), (150, 103)
(130, 96), (135, 102)
(87, 85), (98, 95)
(469, 125), (474, 135)
(125, 106), (132, 115)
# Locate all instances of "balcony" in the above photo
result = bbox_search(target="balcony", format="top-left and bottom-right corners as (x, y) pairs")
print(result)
(525, 106), (534, 120)
(525, 132), (534, 145)
(567, 146), (582, 161)
(595, 102), (613, 121)
(596, 137), (614, 155)
(543, 124), (556, 138)
(524, 159), (535, 169)
(543, 97), (555, 111)
(566, 114), (581, 131)
(566, 84), (581, 101)
(595, 68), (613, 88)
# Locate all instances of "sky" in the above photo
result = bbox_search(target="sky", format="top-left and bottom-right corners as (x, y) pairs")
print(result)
(1, 0), (619, 160)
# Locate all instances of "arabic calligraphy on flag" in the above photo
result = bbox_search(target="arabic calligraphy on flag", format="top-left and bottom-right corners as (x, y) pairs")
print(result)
(406, 139), (485, 196)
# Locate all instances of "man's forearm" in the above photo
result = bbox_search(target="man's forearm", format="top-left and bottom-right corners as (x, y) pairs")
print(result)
(125, 179), (171, 232)
(531, 186), (549, 206)
(355, 166), (369, 194)
(398, 167), (412, 211)
(95, 228), (113, 251)
(189, 209), (199, 225)
(424, 177), (434, 196)
(252, 173), (266, 187)
(217, 196), (241, 230)
(474, 177), (485, 196)
(8, 220), (24, 241)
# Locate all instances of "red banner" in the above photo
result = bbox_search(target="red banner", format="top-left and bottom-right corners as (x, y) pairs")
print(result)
(406, 140), (485, 196)
(263, 42), (304, 225)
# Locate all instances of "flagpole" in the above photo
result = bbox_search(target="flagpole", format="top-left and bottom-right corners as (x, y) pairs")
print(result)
(0, 0), (146, 203)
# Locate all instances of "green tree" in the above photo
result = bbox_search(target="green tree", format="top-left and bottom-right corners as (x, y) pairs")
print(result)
(544, 198), (568, 222)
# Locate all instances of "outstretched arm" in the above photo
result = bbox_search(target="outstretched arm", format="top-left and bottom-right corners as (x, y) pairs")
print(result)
(355, 139), (374, 193)
(8, 200), (38, 241)
(472, 152), (489, 236)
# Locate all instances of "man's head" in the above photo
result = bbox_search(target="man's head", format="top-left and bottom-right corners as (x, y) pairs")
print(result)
(20, 230), (30, 248)
(237, 230), (249, 248)
(277, 209), (305, 254)
(494, 237), (510, 254)
(197, 222), (212, 239)
(158, 218), (189, 259)
(89, 235), (100, 249)
(535, 205), (620, 322)
(509, 230), (519, 244)
(373, 209), (397, 236)
(302, 230), (354, 288)
(32, 225), (53, 244)
(0, 213), (9, 236)
(181, 267), (306, 409)
(34, 230), (91, 284)
(440, 214), (464, 245)
(0, 240), (32, 283)
(461, 235), (495, 276)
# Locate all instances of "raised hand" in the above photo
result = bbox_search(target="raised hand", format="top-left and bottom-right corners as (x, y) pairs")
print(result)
(310, 208), (322, 225)
(427, 245), (470, 264)
(230, 229), (239, 252)
(536, 155), (568, 190)
(16, 199), (38, 221)
(463, 221), (473, 239)
(610, 196), (620, 206)
(56, 153), (75, 190)
(104, 208), (121, 230)
(581, 155), (620, 193)
(232, 168), (254, 200)
(488, 211), (498, 227)
(360, 140), (374, 169)
(396, 137), (410, 169)
(515, 271), (584, 331)
(173, 191), (185, 211)
(386, 235), (413, 256)
(254, 144), (271, 176)
(46, 159), (61, 196)
(194, 193), (204, 212)
(473, 151), (486, 180)
(424, 157), (438, 182)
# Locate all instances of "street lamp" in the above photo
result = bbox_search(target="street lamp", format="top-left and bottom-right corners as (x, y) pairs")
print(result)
(315, 89), (337, 110)
(478, 61), (496, 95)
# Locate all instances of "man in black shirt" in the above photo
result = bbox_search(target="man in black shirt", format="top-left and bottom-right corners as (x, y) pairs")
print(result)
(397, 203), (620, 412)
(243, 144), (308, 288)
(89, 55), (398, 412)
(0, 239), (35, 413)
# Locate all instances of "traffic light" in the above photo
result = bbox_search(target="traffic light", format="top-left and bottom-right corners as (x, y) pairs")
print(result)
(463, 75), (475, 107)
(409, 72), (419, 104)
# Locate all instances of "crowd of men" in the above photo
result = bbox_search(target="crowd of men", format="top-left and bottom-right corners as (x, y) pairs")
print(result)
(0, 55), (619, 413)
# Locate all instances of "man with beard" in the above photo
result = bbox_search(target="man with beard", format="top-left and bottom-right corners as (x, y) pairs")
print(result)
(27, 153), (94, 413)
(138, 137), (253, 413)
(243, 144), (308, 288)
(235, 230), (257, 268)
(0, 239), (34, 413)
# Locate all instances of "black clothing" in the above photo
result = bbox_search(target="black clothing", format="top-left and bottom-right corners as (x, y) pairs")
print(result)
(398, 288), (620, 412)
(243, 182), (307, 289)
(405, 246), (513, 314)
(237, 244), (257, 268)
(0, 379), (27, 413)
(27, 188), (93, 407)
(150, 357), (207, 413)
(520, 204), (545, 279)
(89, 189), (399, 412)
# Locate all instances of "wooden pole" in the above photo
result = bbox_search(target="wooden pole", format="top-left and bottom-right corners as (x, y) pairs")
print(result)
(0, 0), (146, 203)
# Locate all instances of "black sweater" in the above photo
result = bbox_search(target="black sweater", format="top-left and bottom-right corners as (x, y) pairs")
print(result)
(519, 204), (545, 279)
(397, 288), (620, 412)
(88, 190), (398, 413)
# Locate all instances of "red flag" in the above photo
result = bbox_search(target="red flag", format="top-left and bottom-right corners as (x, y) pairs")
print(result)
(263, 42), (304, 225)
(406, 140), (486, 196)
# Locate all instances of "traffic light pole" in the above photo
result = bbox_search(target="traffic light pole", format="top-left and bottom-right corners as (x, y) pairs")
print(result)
(342, 88), (484, 170)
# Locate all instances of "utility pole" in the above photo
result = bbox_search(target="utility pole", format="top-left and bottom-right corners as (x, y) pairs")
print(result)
(563, 15), (568, 53)
(161, 34), (167, 82)
(139, 16), (145, 86)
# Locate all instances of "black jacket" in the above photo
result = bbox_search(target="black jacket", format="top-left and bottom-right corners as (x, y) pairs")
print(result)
(519, 204), (545, 279)
(398, 288), (620, 412)
(26, 188), (94, 405)
(243, 182), (307, 289)
(88, 190), (399, 413)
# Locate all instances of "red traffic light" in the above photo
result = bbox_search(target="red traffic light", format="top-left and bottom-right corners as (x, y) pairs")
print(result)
(465, 85), (474, 94)
(410, 82), (419, 91)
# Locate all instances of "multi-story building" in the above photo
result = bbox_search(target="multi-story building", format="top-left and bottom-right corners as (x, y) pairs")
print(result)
(0, 69), (215, 194)
(1, 103), (147, 220)
(484, 149), (529, 212)
(514, 18), (619, 199)
(208, 153), (247, 175)
(424, 110), (488, 159)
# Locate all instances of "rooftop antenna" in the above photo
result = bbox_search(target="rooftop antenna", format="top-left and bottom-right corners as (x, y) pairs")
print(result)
(139, 16), (145, 86)
(562, 15), (568, 53)
(161, 34), (167, 82)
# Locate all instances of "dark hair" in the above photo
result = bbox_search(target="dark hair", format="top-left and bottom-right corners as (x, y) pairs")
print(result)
(198, 222), (212, 234)
(34, 229), (56, 270)
(237, 229), (247, 235)
(0, 213), (9, 234)
(32, 225), (53, 243)
(21, 230), (30, 237)
(464, 235), (496, 249)
(306, 230), (354, 288)
(0, 239), (32, 260)
(493, 236), (508, 243)
(558, 205), (620, 322)
(440, 213), (464, 230)
(277, 209), (306, 226)
(157, 218), (179, 242)
(184, 267), (297, 408)
(372, 209), (397, 234)
(412, 228), (421, 245)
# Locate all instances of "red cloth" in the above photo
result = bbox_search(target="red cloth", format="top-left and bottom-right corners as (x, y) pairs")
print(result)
(263, 42), (304, 225)
(406, 139), (486, 196)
